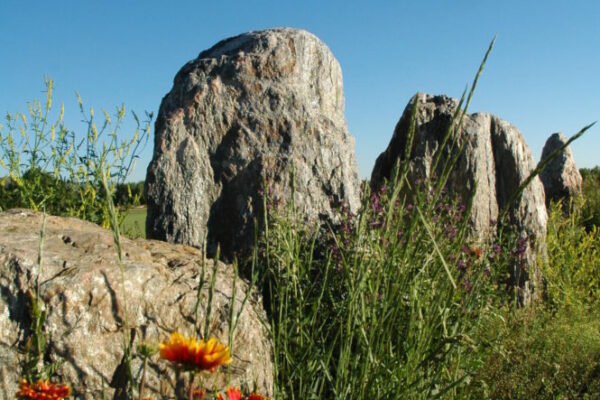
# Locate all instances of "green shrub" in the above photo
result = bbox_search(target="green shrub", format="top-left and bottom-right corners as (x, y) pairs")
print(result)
(0, 167), (79, 214)
(544, 202), (600, 308)
(0, 78), (151, 226)
(114, 180), (146, 206)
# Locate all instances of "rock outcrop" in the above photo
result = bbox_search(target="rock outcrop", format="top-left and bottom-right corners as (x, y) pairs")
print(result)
(371, 93), (547, 301)
(539, 132), (582, 211)
(145, 28), (361, 260)
(0, 210), (272, 399)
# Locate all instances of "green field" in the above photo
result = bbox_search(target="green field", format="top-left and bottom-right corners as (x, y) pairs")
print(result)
(120, 206), (147, 238)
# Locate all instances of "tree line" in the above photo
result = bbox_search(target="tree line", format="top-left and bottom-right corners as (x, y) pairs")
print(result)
(0, 169), (146, 213)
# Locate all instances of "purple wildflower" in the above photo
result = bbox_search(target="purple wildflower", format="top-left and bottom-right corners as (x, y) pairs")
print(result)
(370, 193), (383, 214)
(512, 238), (527, 258)
(494, 243), (502, 254)
(462, 279), (472, 292)
(447, 226), (456, 239)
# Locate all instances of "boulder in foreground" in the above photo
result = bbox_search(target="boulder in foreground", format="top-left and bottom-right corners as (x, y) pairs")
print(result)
(0, 209), (272, 399)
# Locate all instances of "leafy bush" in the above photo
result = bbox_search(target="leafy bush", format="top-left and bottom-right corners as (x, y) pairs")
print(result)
(544, 202), (600, 308)
(0, 167), (79, 214)
(0, 78), (151, 225)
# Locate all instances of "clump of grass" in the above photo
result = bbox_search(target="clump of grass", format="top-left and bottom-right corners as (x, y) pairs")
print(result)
(258, 37), (598, 399)
(261, 172), (500, 399)
(20, 212), (66, 384)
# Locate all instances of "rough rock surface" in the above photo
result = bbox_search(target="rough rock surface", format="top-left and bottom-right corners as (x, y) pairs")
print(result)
(0, 210), (272, 399)
(371, 93), (547, 301)
(539, 132), (582, 211)
(145, 28), (361, 260)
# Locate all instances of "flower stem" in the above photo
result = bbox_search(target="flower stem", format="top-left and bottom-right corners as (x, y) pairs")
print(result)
(138, 356), (148, 400)
(188, 371), (195, 400)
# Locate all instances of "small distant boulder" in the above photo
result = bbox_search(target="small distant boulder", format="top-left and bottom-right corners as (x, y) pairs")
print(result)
(371, 93), (547, 302)
(145, 28), (361, 260)
(0, 210), (272, 399)
(539, 132), (582, 212)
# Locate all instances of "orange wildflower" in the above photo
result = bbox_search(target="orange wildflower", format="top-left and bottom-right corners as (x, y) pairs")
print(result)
(17, 379), (71, 400)
(159, 332), (232, 372)
(217, 388), (269, 400)
(470, 246), (483, 259)
(217, 387), (242, 400)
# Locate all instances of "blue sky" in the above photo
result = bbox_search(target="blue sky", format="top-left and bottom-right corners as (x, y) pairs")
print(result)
(1, 1), (598, 181)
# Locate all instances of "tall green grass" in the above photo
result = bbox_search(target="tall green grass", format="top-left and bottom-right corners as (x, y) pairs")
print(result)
(259, 40), (502, 399)
(261, 176), (501, 399)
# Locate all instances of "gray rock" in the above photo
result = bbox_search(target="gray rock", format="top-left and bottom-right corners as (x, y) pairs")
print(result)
(371, 93), (547, 302)
(146, 28), (361, 260)
(0, 209), (272, 399)
(539, 132), (582, 211)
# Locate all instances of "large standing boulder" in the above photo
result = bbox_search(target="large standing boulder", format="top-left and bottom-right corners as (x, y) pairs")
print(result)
(371, 93), (547, 302)
(539, 132), (582, 211)
(145, 28), (361, 260)
(0, 209), (272, 399)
